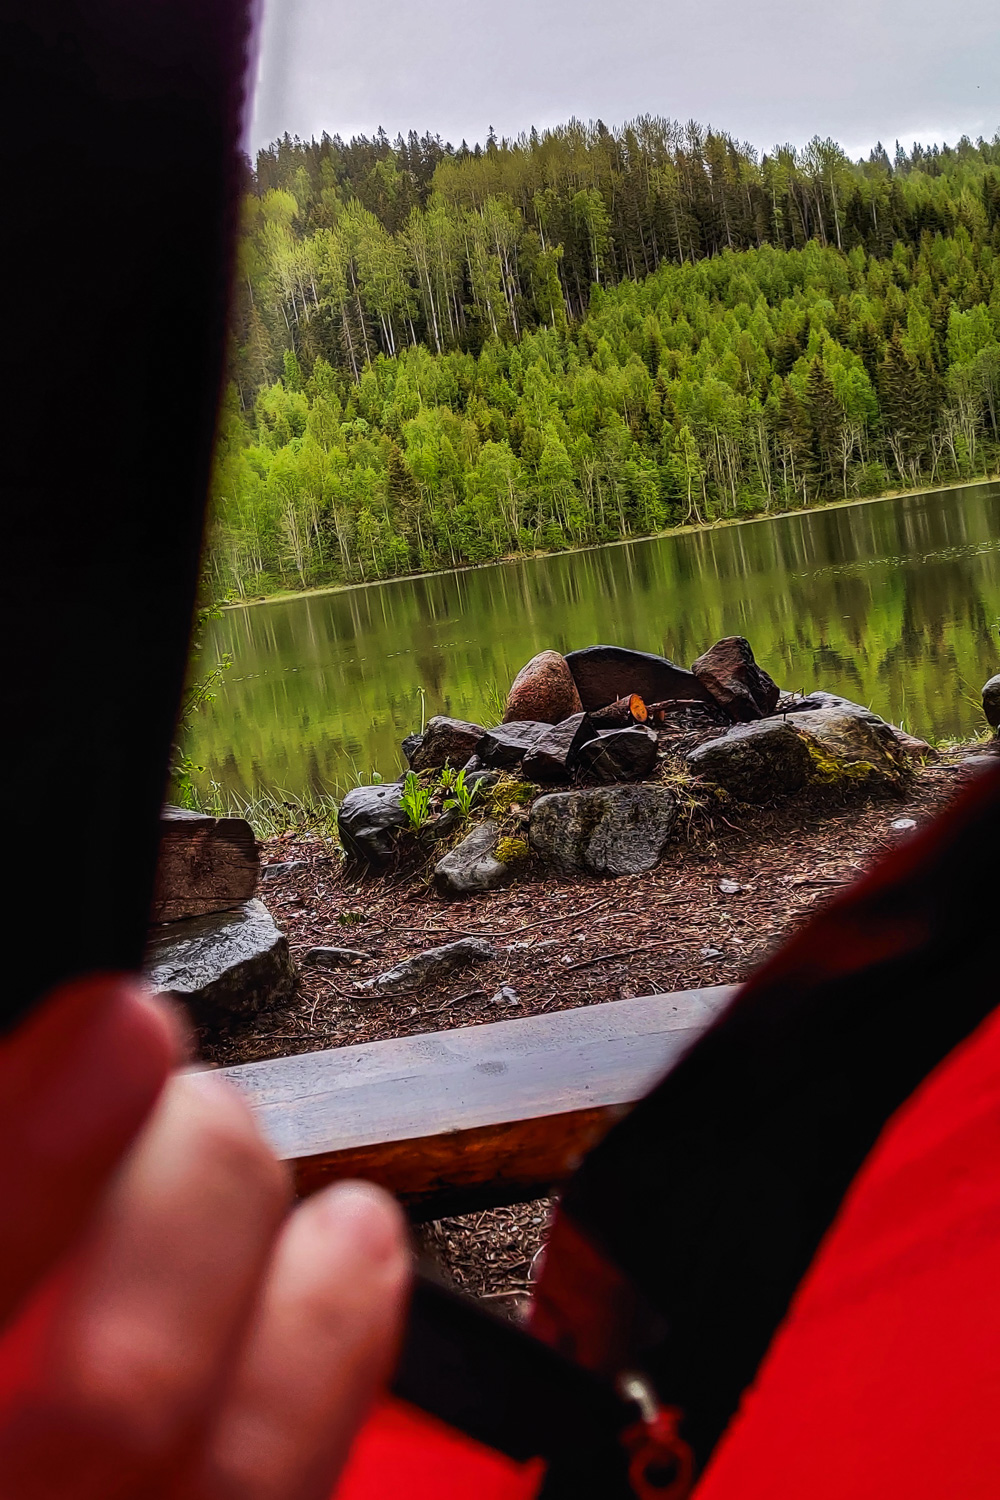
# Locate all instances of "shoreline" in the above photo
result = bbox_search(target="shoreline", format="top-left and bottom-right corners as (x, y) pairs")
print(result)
(220, 474), (1000, 612)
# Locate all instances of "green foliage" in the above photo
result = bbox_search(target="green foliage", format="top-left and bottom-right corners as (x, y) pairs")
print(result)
(400, 770), (433, 830)
(209, 123), (1000, 599)
(442, 767), (479, 818)
(170, 603), (233, 807)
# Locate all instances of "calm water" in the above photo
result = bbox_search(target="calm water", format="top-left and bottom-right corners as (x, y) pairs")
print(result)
(193, 482), (1000, 796)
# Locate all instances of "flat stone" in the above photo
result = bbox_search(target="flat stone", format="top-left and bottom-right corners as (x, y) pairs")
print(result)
(355, 937), (496, 998)
(409, 716), (487, 773)
(503, 650), (583, 725)
(564, 645), (713, 712)
(529, 784), (679, 876)
(433, 821), (518, 897)
(490, 985), (521, 1007)
(477, 720), (550, 769)
(338, 783), (408, 870)
(261, 860), (307, 880)
(686, 718), (814, 802)
(984, 674), (1000, 729)
(576, 726), (659, 782)
(302, 946), (371, 967)
(718, 878), (743, 895)
(144, 898), (294, 1024)
(691, 636), (779, 721)
(522, 712), (597, 782)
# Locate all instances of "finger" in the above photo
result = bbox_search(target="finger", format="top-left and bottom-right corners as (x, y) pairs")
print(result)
(0, 1071), (290, 1500)
(0, 975), (180, 1330)
(183, 1181), (410, 1500)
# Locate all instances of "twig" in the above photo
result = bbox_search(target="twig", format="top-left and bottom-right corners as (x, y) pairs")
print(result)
(563, 941), (679, 973)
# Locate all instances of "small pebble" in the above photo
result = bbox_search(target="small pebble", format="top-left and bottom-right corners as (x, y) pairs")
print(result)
(262, 860), (308, 880)
(890, 818), (917, 833)
(700, 946), (723, 959)
(718, 878), (743, 895)
(490, 985), (521, 1007)
(302, 946), (370, 968)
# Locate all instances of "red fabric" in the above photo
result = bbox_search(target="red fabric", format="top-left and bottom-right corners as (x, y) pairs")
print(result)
(332, 1396), (545, 1500)
(692, 999), (1000, 1500)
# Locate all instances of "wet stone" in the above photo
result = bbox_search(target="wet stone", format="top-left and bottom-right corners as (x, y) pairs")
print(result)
(144, 898), (294, 1025)
(565, 645), (712, 712)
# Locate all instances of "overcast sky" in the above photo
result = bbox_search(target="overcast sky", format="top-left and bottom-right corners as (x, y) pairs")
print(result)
(249, 0), (998, 161)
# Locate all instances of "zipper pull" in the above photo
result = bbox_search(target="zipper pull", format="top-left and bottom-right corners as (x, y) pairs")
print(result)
(617, 1372), (694, 1500)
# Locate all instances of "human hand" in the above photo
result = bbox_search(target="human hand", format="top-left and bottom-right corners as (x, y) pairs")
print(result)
(0, 976), (410, 1500)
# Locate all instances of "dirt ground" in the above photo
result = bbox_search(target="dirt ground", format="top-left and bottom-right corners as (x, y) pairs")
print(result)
(197, 744), (995, 1316)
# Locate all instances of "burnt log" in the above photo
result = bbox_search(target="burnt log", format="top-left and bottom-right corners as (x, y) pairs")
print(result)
(589, 694), (648, 728)
(151, 807), (259, 925)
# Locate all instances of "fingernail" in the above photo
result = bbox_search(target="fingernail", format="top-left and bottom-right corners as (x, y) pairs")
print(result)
(315, 1181), (407, 1266)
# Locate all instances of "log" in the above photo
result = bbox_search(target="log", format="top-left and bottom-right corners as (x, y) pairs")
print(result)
(151, 806), (259, 924)
(589, 694), (648, 727)
(220, 986), (735, 1219)
(646, 698), (727, 727)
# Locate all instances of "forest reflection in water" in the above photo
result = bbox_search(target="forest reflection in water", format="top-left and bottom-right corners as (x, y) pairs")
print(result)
(192, 482), (1000, 797)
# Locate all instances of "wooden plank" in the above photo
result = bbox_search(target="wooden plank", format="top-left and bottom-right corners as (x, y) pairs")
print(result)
(222, 986), (735, 1219)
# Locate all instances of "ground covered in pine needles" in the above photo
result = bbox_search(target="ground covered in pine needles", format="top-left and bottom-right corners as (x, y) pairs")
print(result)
(197, 745), (994, 1318)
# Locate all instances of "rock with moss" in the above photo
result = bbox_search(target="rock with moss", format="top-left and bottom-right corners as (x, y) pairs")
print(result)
(686, 705), (908, 803)
(529, 784), (678, 876)
(685, 719), (813, 802)
(433, 820), (520, 897)
(790, 705), (909, 789)
(495, 835), (530, 864)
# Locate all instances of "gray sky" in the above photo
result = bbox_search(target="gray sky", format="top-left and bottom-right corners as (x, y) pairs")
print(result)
(249, 0), (998, 161)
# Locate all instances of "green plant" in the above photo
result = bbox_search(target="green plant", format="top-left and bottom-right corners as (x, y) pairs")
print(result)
(480, 680), (509, 727)
(437, 764), (457, 792)
(169, 602), (233, 808)
(443, 767), (479, 819)
(400, 770), (433, 831)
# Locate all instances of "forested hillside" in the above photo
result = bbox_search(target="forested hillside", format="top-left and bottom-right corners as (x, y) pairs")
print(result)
(208, 121), (1000, 595)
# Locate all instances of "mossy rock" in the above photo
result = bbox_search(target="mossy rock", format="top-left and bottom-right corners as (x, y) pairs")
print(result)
(495, 835), (530, 865)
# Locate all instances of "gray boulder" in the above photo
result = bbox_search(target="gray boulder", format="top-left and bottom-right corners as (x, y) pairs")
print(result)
(337, 782), (408, 869)
(529, 784), (678, 876)
(576, 725), (659, 782)
(144, 898), (294, 1024)
(686, 718), (814, 802)
(984, 674), (1000, 730)
(356, 937), (496, 998)
(409, 715), (487, 772)
(434, 820), (519, 896)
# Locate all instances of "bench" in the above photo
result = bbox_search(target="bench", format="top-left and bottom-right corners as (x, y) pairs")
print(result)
(221, 985), (735, 1219)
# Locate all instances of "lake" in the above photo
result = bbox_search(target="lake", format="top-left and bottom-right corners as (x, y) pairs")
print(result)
(192, 482), (1000, 797)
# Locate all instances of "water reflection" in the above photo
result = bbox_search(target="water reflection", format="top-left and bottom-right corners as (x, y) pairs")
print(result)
(192, 483), (1000, 795)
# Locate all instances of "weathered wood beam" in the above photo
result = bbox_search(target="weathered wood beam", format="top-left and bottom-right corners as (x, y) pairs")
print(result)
(221, 986), (735, 1220)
